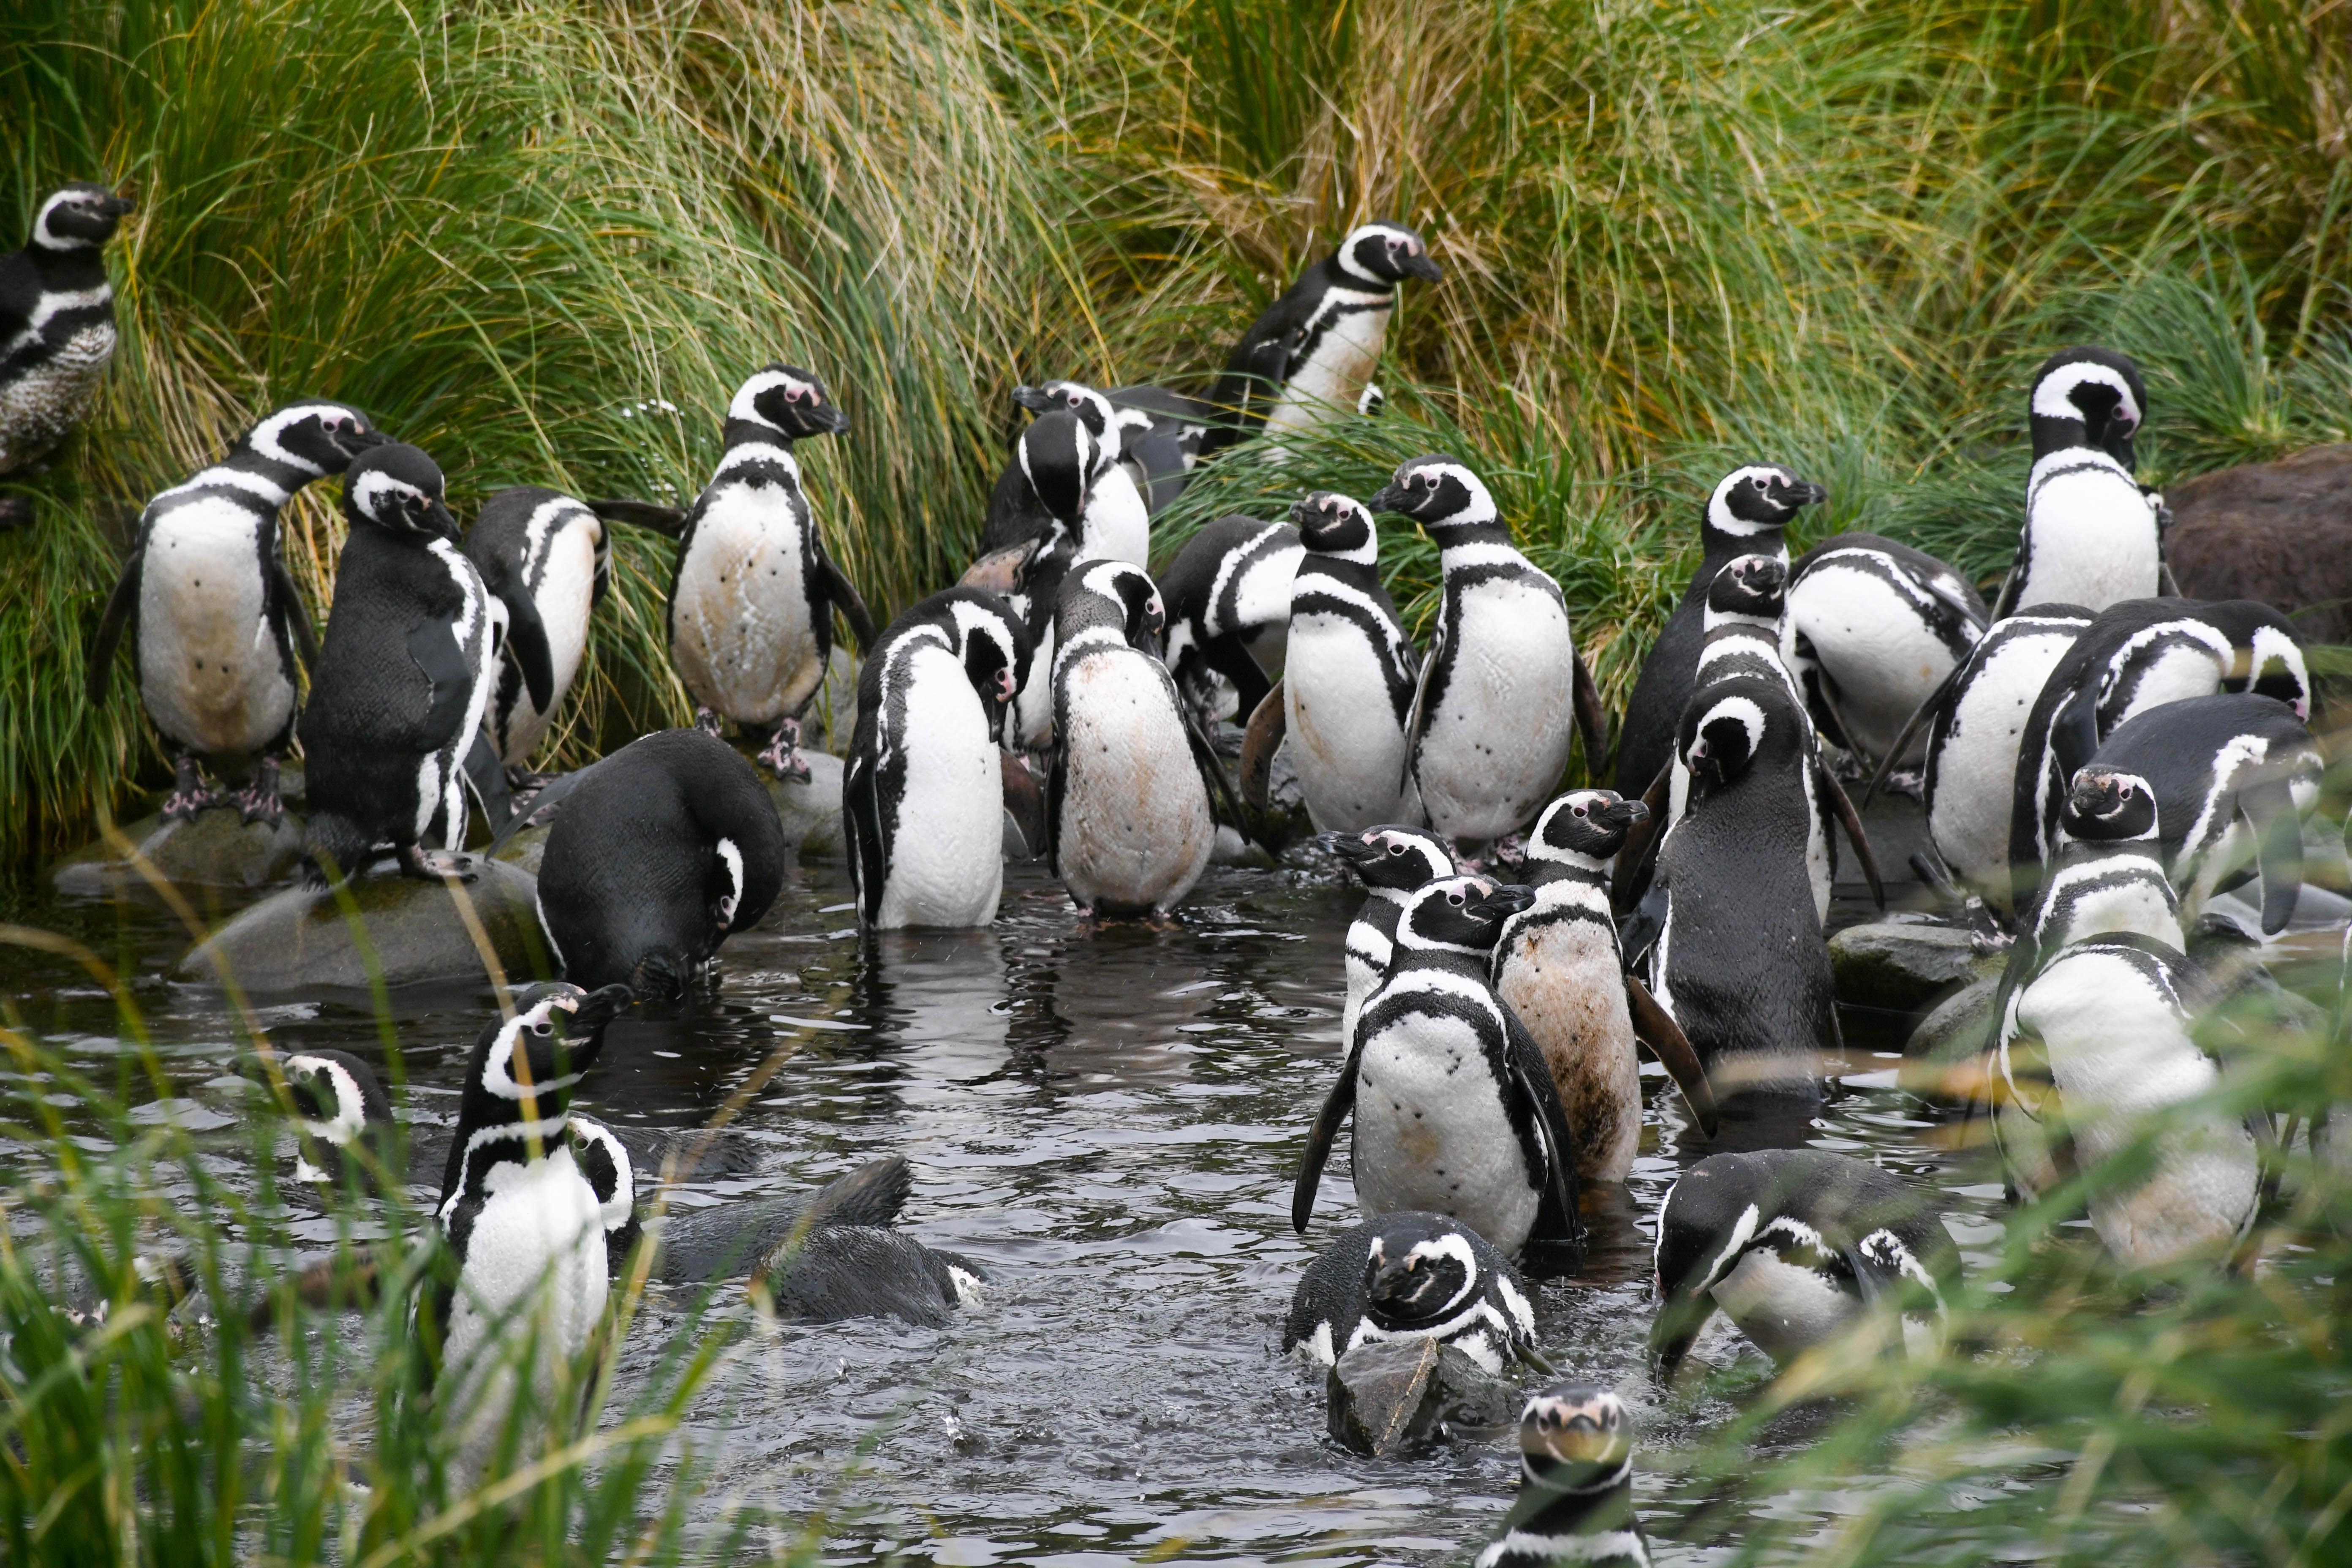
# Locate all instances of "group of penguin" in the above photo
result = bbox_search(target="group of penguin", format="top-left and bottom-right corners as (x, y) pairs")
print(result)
(11, 178), (2338, 1552)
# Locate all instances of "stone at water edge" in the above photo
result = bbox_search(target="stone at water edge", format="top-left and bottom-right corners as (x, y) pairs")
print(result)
(53, 808), (307, 898)
(766, 751), (846, 859)
(1829, 919), (1996, 1012)
(2166, 445), (2352, 644)
(176, 858), (553, 991)
(1327, 1338), (1513, 1456)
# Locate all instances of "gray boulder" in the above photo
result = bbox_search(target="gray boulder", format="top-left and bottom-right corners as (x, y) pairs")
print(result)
(1830, 918), (1995, 1012)
(54, 809), (306, 899)
(2167, 446), (2352, 643)
(1326, 1337), (1513, 1457)
(177, 858), (553, 992)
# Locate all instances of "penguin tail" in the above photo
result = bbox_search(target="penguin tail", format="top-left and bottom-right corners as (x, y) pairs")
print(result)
(802, 1154), (915, 1229)
(303, 812), (375, 888)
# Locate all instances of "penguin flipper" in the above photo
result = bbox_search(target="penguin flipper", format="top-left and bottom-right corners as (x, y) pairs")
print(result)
(1238, 678), (1287, 812)
(959, 539), (1039, 594)
(1609, 759), (1674, 915)
(493, 576), (556, 714)
(483, 757), (603, 856)
(87, 547), (142, 707)
(272, 560), (321, 672)
(1861, 649), (1970, 809)
(843, 748), (889, 923)
(1179, 691), (1259, 850)
(1818, 761), (1886, 910)
(1395, 631), (1440, 798)
(1504, 1007), (1585, 1258)
(1571, 651), (1611, 776)
(1624, 973), (1718, 1136)
(460, 733), (517, 835)
(1292, 1042), (1361, 1233)
(406, 621), (476, 755)
(817, 557), (880, 653)
(2241, 775), (2306, 936)
(587, 498), (689, 537)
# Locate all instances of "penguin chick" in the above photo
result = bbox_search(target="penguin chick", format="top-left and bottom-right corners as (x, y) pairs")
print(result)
(1272, 490), (1421, 831)
(1993, 346), (2159, 619)
(1322, 824), (1455, 1047)
(0, 182), (135, 485)
(1475, 1386), (1651, 1568)
(1284, 1210), (1537, 1374)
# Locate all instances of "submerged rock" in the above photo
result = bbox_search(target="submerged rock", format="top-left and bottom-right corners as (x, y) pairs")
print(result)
(177, 858), (553, 992)
(767, 751), (845, 859)
(54, 808), (307, 899)
(1829, 919), (1992, 1012)
(1327, 1338), (1512, 1456)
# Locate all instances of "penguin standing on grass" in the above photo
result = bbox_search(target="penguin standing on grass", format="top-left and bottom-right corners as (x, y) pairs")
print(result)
(1285, 1210), (1538, 1374)
(0, 182), (135, 522)
(1323, 825), (1456, 1046)
(1475, 1386), (1652, 1568)
(1992, 347), (2161, 618)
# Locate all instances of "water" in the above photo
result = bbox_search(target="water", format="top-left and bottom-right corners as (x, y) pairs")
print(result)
(0, 841), (2007, 1565)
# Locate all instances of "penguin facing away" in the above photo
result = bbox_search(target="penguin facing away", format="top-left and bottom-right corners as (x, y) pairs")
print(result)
(1475, 1386), (1652, 1568)
(1284, 1210), (1538, 1374)
(1780, 531), (1987, 776)
(1322, 823), (1456, 1047)
(1157, 512), (1302, 725)
(1992, 346), (2160, 619)
(0, 182), (136, 503)
(465, 486), (607, 782)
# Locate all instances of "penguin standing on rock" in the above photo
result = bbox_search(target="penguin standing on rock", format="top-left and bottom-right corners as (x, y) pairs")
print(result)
(1475, 1386), (1652, 1568)
(87, 402), (385, 823)
(1284, 1210), (1538, 1374)
(1781, 532), (1987, 779)
(0, 182), (135, 517)
(1158, 513), (1302, 726)
(465, 487), (612, 784)
(1323, 825), (1456, 1046)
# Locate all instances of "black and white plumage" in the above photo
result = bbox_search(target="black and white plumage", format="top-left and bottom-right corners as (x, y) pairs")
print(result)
(1650, 1149), (1957, 1375)
(1158, 512), (1302, 725)
(1284, 1211), (1537, 1373)
(1613, 464), (1826, 798)
(1781, 531), (1987, 773)
(466, 487), (606, 780)
(667, 363), (872, 781)
(1002, 408), (1115, 750)
(1201, 221), (1441, 455)
(301, 443), (497, 883)
(1275, 491), (1421, 830)
(1293, 875), (1586, 1266)
(1991, 347), (2159, 619)
(275, 1048), (397, 1191)
(844, 588), (1031, 929)
(562, 1114), (646, 1278)
(1323, 824), (1456, 1046)
(1475, 1386), (1651, 1568)
(1101, 383), (1212, 514)
(532, 727), (786, 998)
(87, 402), (384, 824)
(0, 182), (135, 490)
(1371, 456), (1607, 851)
(989, 381), (1151, 561)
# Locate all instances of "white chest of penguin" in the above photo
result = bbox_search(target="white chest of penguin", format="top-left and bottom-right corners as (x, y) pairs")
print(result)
(880, 641), (1004, 926)
(1418, 578), (1576, 828)
(514, 519), (603, 730)
(1286, 604), (1410, 829)
(137, 494), (290, 755)
(673, 480), (817, 717)
(1352, 997), (1535, 1248)
(1266, 293), (1391, 435)
(444, 1147), (609, 1369)
(1058, 652), (1212, 904)
(2021, 455), (2159, 611)
(1497, 911), (1641, 1179)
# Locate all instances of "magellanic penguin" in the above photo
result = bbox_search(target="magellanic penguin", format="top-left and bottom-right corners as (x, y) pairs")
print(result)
(844, 587), (1032, 929)
(1323, 825), (1456, 1047)
(1990, 347), (2159, 620)
(1000, 380), (1212, 518)
(1158, 512), (1302, 725)
(246, 1048), (400, 1194)
(0, 182), (136, 510)
(301, 443), (505, 884)
(1475, 1386), (1652, 1568)
(1613, 464), (1827, 799)
(1494, 790), (1718, 1183)
(1284, 1210), (1538, 1374)
(1201, 221), (1442, 456)
(86, 402), (385, 822)
(1293, 874), (1586, 1269)
(1780, 532), (1987, 778)
(465, 486), (613, 784)
(532, 727), (787, 998)
(991, 380), (1150, 563)
(1371, 457), (1608, 855)
(1650, 1149), (1959, 1376)
(1002, 408), (1114, 750)
(667, 363), (875, 781)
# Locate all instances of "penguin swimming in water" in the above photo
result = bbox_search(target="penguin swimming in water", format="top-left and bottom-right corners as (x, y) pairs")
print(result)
(1158, 512), (1302, 726)
(1294, 874), (1585, 1267)
(844, 587), (1031, 929)
(1475, 1386), (1652, 1568)
(302, 443), (506, 883)
(1201, 221), (1442, 456)
(1323, 824), (1456, 1047)
(1991, 346), (2160, 619)
(985, 381), (1151, 564)
(276, 1049), (398, 1191)
(87, 402), (385, 823)
(1371, 456), (1608, 855)
(1613, 464), (1826, 799)
(0, 182), (135, 516)
(532, 727), (787, 997)
(464, 486), (612, 785)
(1284, 1210), (1538, 1374)
(1650, 1149), (1958, 1376)
(668, 363), (875, 781)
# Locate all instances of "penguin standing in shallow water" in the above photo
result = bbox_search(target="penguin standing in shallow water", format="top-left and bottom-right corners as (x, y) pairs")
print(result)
(0, 182), (135, 514)
(1475, 1386), (1652, 1568)
(1158, 513), (1302, 725)
(1285, 1210), (1537, 1374)
(465, 487), (609, 784)
(87, 402), (384, 823)
(1992, 347), (2160, 619)
(1323, 825), (1456, 1046)
(1781, 532), (1987, 779)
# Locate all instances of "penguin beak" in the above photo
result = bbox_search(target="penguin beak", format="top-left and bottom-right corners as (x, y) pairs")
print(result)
(568, 983), (636, 1035)
(1522, 1392), (1625, 1466)
(331, 425), (388, 461)
(1367, 482), (1413, 516)
(1781, 480), (1828, 509)
(1399, 251), (1443, 284)
(1012, 385), (1056, 416)
(1603, 799), (1650, 830)
(1366, 1255), (1427, 1310)
(1470, 883), (1538, 919)
(1319, 831), (1382, 868)
(100, 193), (136, 219)
(425, 498), (460, 541)
(816, 404), (851, 436)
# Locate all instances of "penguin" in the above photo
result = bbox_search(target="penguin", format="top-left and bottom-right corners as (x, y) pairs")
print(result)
(1474, 1386), (1651, 1568)
(86, 401), (385, 823)
(751, 1220), (987, 1329)
(667, 363), (875, 781)
(1492, 790), (1718, 1183)
(993, 380), (1150, 562)
(1990, 346), (2159, 619)
(1780, 532), (1987, 778)
(533, 727), (787, 998)
(1370, 457), (1609, 855)
(1613, 464), (1827, 798)
(1648, 676), (1842, 1109)
(561, 1114), (645, 1277)
(464, 486), (609, 784)
(0, 183), (136, 502)
(1201, 221), (1442, 455)
(843, 587), (1032, 929)
(1323, 824), (1457, 1048)
(1283, 1211), (1538, 1374)
(1650, 1149), (1958, 1376)
(277, 1049), (398, 1190)
(1293, 874), (1586, 1266)
(301, 443), (504, 883)
(1157, 512), (1303, 725)
(1002, 408), (1112, 750)
(1100, 383), (1213, 513)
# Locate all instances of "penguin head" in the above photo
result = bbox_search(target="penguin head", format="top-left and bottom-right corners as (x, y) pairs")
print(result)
(945, 591), (1032, 721)
(460, 982), (634, 1131)
(2220, 609), (2313, 721)
(1678, 681), (1782, 792)
(278, 1050), (393, 1149)
(244, 402), (385, 476)
(1363, 1215), (1480, 1330)
(2060, 767), (2161, 844)
(2029, 346), (2146, 468)
(1396, 874), (1535, 956)
(1518, 1384), (1633, 1481)
(730, 364), (850, 442)
(1321, 825), (1455, 891)
(1292, 490), (1377, 562)
(566, 1116), (643, 1269)
(1019, 409), (1101, 528)
(1014, 381), (1123, 463)
(1334, 221), (1443, 287)
(1705, 553), (1788, 623)
(31, 182), (134, 250)
(1057, 558), (1164, 658)
(1369, 456), (1499, 536)
(1529, 789), (1647, 866)
(1706, 465), (1825, 540)
(343, 443), (457, 541)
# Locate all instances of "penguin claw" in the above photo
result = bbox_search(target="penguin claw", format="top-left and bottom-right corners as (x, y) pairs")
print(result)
(231, 759), (285, 827)
(161, 758), (221, 822)
(398, 846), (478, 883)
(693, 707), (725, 739)
(758, 720), (811, 784)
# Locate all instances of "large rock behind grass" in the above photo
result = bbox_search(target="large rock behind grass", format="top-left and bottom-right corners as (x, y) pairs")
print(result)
(2167, 446), (2352, 642)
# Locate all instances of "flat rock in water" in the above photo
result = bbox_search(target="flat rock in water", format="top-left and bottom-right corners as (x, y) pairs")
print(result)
(1829, 919), (1992, 1011)
(1327, 1339), (1510, 1456)
(2166, 445), (2352, 643)
(767, 752), (845, 859)
(54, 809), (306, 898)
(177, 858), (553, 992)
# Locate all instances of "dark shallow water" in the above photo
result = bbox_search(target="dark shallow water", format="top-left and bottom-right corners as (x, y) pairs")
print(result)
(0, 833), (2008, 1565)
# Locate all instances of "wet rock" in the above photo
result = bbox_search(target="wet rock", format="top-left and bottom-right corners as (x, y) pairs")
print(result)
(1902, 972), (1999, 1086)
(1327, 1338), (1511, 1457)
(2167, 446), (2352, 643)
(54, 808), (306, 899)
(491, 821), (551, 876)
(177, 858), (553, 992)
(766, 751), (845, 859)
(1829, 919), (1993, 1012)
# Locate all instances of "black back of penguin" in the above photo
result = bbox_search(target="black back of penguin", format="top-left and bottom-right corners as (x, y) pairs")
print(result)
(534, 728), (786, 997)
(1284, 1210), (1535, 1372)
(1158, 513), (1302, 723)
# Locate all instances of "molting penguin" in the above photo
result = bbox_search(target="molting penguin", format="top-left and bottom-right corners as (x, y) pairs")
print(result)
(1201, 221), (1442, 455)
(1650, 1149), (1957, 1376)
(465, 487), (610, 783)
(301, 443), (498, 883)
(1475, 1386), (1652, 1568)
(1158, 512), (1302, 725)
(1372, 456), (1607, 854)
(1781, 532), (1987, 777)
(1284, 1211), (1537, 1374)
(1324, 825), (1456, 1047)
(667, 363), (874, 780)
(533, 727), (786, 997)
(1293, 875), (1585, 1267)
(844, 588), (1031, 929)
(0, 182), (135, 509)
(1613, 464), (1826, 798)
(1991, 347), (2159, 618)
(87, 402), (384, 822)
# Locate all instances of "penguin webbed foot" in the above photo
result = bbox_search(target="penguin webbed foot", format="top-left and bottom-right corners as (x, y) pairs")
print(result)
(396, 844), (477, 883)
(230, 759), (286, 828)
(1878, 766), (1925, 800)
(161, 756), (223, 822)
(693, 706), (725, 739)
(757, 719), (811, 784)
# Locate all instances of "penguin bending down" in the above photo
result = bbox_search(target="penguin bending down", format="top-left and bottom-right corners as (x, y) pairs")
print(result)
(1002, 409), (1114, 750)
(1293, 875), (1586, 1267)
(1650, 1149), (1958, 1376)
(667, 363), (874, 781)
(1613, 464), (1826, 798)
(1493, 790), (1718, 1184)
(301, 444), (500, 883)
(87, 402), (384, 823)
(1371, 457), (1608, 854)
(0, 182), (135, 504)
(465, 486), (615, 784)
(1200, 221), (1442, 456)
(1992, 347), (2161, 619)
(1284, 1211), (1538, 1374)
(1158, 513), (1302, 724)
(1100, 383), (1212, 514)
(985, 381), (1151, 564)
(1780, 531), (1987, 776)
(533, 727), (786, 997)
(1323, 825), (1456, 1046)
(1474, 1386), (1652, 1568)
(844, 588), (1031, 929)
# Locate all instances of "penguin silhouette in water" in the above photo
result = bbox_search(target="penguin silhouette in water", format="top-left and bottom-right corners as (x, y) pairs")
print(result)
(1475, 1386), (1652, 1568)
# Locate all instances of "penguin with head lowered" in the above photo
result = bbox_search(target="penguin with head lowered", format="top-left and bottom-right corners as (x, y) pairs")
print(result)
(1992, 347), (2159, 619)
(465, 487), (625, 787)
(1285, 1210), (1538, 1374)
(87, 402), (384, 823)
(1158, 512), (1302, 727)
(1001, 408), (1113, 751)
(1323, 825), (1456, 1047)
(0, 182), (135, 519)
(1475, 1386), (1652, 1568)
(985, 380), (1150, 565)
(668, 363), (875, 780)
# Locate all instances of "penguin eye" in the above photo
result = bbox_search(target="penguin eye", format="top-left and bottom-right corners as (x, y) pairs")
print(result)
(1571, 804), (1587, 818)
(1447, 891), (1465, 907)
(530, 1021), (552, 1037)
(1386, 841), (1405, 855)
